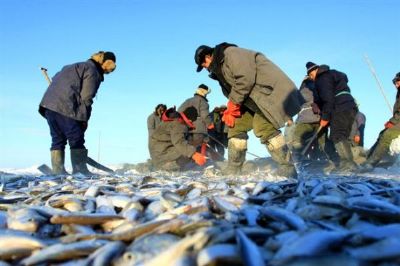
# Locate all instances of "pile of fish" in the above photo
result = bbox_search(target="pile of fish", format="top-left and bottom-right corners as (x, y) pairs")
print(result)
(1, 168), (400, 265)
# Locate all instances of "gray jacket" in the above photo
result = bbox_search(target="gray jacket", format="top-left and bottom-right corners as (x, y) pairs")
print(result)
(296, 78), (320, 124)
(39, 59), (104, 121)
(178, 94), (211, 134)
(212, 45), (303, 129)
(147, 112), (162, 137)
(149, 115), (196, 167)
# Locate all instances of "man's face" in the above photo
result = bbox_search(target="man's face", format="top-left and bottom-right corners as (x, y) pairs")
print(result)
(201, 55), (213, 70)
(102, 60), (116, 74)
(308, 69), (318, 81)
(395, 80), (400, 89)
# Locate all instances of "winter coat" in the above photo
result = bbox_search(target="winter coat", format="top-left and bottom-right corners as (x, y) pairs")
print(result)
(209, 43), (303, 129)
(39, 59), (104, 122)
(389, 89), (400, 129)
(350, 111), (366, 145)
(296, 78), (321, 124)
(178, 94), (212, 134)
(314, 65), (357, 121)
(149, 110), (196, 167)
(147, 112), (162, 137)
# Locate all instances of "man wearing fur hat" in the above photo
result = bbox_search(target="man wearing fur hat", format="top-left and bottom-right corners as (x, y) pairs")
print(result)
(39, 51), (116, 175)
(194, 43), (303, 177)
(362, 72), (400, 170)
(306, 61), (359, 173)
(149, 106), (207, 171)
(147, 103), (167, 139)
(178, 84), (213, 153)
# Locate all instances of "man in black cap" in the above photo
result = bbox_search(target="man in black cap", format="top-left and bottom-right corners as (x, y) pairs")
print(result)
(39, 51), (116, 175)
(149, 106), (207, 171)
(362, 72), (400, 170)
(306, 61), (359, 173)
(178, 84), (213, 154)
(194, 43), (303, 177)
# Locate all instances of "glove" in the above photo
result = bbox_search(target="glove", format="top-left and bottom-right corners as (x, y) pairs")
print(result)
(311, 103), (321, 114)
(81, 121), (88, 132)
(384, 121), (394, 129)
(192, 152), (206, 166)
(200, 143), (207, 156)
(354, 135), (360, 144)
(207, 123), (215, 130)
(222, 101), (241, 128)
(320, 119), (329, 128)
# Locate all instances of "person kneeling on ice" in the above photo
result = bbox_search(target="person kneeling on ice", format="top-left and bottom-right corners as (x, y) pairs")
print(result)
(149, 106), (207, 171)
(362, 72), (400, 170)
(39, 51), (116, 175)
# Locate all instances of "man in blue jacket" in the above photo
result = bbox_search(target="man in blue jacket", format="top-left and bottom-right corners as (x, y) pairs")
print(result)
(39, 51), (116, 175)
(306, 62), (359, 173)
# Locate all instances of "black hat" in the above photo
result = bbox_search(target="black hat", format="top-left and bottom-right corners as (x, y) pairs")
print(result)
(182, 106), (198, 122)
(195, 45), (213, 72)
(103, 51), (116, 63)
(306, 61), (319, 74)
(393, 72), (400, 84)
(198, 84), (208, 90)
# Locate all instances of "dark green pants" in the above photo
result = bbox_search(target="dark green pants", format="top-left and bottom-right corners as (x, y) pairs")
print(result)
(227, 110), (280, 143)
(368, 128), (400, 165)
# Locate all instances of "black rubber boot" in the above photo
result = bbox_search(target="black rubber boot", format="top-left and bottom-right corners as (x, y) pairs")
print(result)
(334, 141), (359, 174)
(51, 150), (69, 175)
(71, 149), (93, 175)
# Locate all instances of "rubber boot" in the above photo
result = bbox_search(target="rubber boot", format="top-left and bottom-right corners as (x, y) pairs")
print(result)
(71, 149), (93, 175)
(221, 138), (247, 175)
(51, 150), (68, 175)
(361, 141), (388, 172)
(266, 134), (297, 178)
(334, 141), (359, 174)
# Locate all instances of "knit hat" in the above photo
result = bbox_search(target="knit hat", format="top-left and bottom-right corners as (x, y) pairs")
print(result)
(393, 72), (400, 84)
(306, 61), (319, 74)
(194, 45), (213, 72)
(182, 106), (198, 122)
(196, 84), (211, 97)
(103, 51), (116, 63)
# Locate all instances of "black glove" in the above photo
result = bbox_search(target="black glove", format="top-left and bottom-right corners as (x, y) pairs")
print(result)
(311, 103), (321, 114)
(81, 121), (88, 132)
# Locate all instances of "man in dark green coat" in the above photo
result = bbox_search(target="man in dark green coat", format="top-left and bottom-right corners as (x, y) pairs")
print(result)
(194, 43), (303, 177)
(363, 72), (400, 170)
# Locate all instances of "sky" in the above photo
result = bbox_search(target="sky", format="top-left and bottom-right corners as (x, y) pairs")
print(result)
(0, 0), (399, 168)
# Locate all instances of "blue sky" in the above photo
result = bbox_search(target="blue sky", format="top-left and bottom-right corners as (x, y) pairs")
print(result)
(0, 0), (399, 168)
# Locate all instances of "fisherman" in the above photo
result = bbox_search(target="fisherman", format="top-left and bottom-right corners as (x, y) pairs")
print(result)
(290, 76), (338, 167)
(147, 103), (167, 139)
(195, 43), (303, 177)
(350, 111), (366, 147)
(349, 110), (367, 164)
(306, 62), (359, 173)
(39, 51), (116, 175)
(363, 72), (400, 170)
(208, 105), (228, 160)
(178, 84), (213, 154)
(149, 106), (207, 171)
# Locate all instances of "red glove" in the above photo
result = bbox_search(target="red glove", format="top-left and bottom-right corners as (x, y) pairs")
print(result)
(222, 101), (241, 128)
(192, 152), (206, 166)
(354, 135), (360, 144)
(207, 123), (215, 130)
(200, 143), (207, 156)
(384, 121), (394, 129)
(320, 119), (329, 128)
